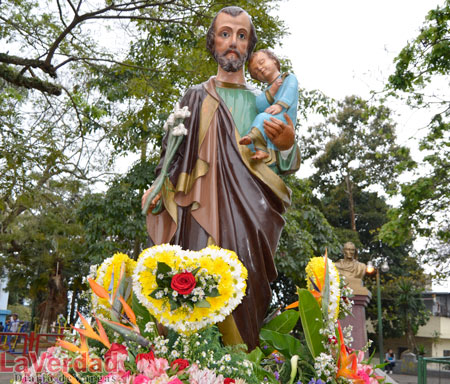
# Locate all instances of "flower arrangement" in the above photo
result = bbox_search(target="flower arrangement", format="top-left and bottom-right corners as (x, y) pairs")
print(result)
(16, 245), (253, 384)
(91, 252), (137, 320)
(305, 255), (341, 321)
(133, 245), (247, 334)
(16, 247), (384, 384)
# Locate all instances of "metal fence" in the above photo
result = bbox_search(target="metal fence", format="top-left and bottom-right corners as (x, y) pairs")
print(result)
(418, 356), (450, 384)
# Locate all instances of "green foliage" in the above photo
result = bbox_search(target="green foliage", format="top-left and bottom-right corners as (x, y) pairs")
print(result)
(271, 176), (340, 309)
(297, 289), (325, 358)
(303, 96), (412, 196)
(262, 310), (300, 334)
(77, 160), (156, 261)
(0, 178), (90, 325)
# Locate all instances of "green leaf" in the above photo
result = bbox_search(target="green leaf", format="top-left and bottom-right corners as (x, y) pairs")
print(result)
(169, 298), (179, 311)
(259, 328), (310, 361)
(206, 287), (220, 297)
(297, 288), (325, 358)
(110, 268), (129, 323)
(156, 262), (172, 275)
(132, 292), (157, 339)
(247, 346), (265, 364)
(250, 360), (279, 384)
(195, 299), (211, 308)
(191, 266), (201, 276)
(149, 288), (164, 299)
(262, 309), (300, 334)
(100, 318), (150, 348)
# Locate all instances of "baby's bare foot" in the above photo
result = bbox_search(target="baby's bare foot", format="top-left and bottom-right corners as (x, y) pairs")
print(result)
(239, 135), (252, 145)
(252, 150), (269, 160)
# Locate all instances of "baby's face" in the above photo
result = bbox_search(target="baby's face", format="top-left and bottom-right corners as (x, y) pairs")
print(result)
(250, 52), (278, 83)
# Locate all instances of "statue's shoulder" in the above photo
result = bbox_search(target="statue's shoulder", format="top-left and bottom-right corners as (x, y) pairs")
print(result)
(180, 83), (208, 106)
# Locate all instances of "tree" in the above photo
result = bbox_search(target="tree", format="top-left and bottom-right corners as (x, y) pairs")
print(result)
(0, 178), (91, 328)
(386, 276), (430, 351)
(271, 176), (341, 309)
(380, 0), (450, 269)
(302, 95), (412, 234)
(0, 0), (229, 95)
(77, 160), (156, 262)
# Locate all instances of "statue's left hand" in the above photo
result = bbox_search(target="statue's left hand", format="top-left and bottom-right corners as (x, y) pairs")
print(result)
(263, 113), (295, 151)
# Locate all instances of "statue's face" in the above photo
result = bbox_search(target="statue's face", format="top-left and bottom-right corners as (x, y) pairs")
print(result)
(213, 12), (251, 72)
(343, 244), (356, 260)
(249, 51), (279, 83)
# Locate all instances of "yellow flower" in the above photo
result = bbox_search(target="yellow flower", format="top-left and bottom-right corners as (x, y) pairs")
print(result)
(305, 256), (341, 320)
(92, 253), (136, 319)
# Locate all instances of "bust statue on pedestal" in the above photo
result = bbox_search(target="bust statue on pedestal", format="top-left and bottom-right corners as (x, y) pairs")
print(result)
(335, 241), (372, 353)
(335, 241), (369, 296)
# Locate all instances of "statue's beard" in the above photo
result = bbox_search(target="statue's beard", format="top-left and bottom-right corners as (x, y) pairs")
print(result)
(214, 48), (247, 72)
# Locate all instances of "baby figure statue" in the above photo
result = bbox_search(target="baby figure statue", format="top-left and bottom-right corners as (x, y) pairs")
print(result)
(239, 49), (299, 160)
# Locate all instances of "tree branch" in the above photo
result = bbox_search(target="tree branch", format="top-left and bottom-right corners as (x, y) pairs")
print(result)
(0, 53), (57, 77)
(0, 63), (62, 96)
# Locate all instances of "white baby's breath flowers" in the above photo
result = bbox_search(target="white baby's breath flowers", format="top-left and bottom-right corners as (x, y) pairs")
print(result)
(314, 352), (337, 383)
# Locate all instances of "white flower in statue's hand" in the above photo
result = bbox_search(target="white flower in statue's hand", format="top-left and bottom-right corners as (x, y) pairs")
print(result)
(172, 123), (188, 136)
(167, 113), (176, 126)
(174, 105), (191, 119)
(182, 106), (191, 118)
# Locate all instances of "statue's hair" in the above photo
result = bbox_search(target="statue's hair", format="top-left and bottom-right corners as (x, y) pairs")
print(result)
(206, 6), (258, 62)
(248, 49), (281, 80)
(343, 241), (358, 259)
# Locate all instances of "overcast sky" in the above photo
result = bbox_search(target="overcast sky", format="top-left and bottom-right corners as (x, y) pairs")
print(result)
(276, 0), (440, 99)
(275, 0), (443, 150)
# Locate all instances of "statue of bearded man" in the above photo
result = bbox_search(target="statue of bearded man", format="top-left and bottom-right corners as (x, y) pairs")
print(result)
(142, 6), (301, 350)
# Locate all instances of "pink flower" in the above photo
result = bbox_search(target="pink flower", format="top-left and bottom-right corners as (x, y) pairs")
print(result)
(188, 364), (224, 384)
(99, 370), (131, 384)
(105, 343), (128, 373)
(356, 369), (371, 384)
(133, 374), (151, 384)
(137, 357), (169, 378)
(168, 379), (184, 384)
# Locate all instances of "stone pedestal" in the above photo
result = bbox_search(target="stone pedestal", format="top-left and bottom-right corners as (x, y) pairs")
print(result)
(339, 293), (371, 353)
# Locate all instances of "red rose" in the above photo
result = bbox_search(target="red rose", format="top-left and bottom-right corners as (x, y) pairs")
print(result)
(135, 351), (155, 364)
(171, 272), (196, 295)
(170, 358), (190, 371)
(224, 379), (235, 384)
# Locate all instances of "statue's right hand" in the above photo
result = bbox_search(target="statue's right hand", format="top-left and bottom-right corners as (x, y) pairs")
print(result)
(142, 186), (162, 214)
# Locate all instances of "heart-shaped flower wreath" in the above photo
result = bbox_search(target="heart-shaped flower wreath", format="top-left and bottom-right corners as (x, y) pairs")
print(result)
(133, 244), (248, 334)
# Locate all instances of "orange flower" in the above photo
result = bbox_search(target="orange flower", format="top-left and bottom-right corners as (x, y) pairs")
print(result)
(336, 321), (362, 382)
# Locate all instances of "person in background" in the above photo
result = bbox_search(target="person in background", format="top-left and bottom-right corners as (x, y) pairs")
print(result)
(9, 314), (20, 333)
(385, 348), (396, 374)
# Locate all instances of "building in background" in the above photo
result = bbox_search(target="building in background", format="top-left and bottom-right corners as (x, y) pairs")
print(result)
(0, 278), (11, 326)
